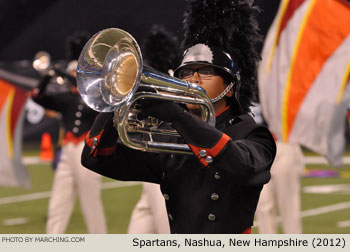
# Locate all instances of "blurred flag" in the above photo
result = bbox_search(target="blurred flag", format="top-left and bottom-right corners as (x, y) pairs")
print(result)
(0, 77), (30, 188)
(258, 0), (350, 167)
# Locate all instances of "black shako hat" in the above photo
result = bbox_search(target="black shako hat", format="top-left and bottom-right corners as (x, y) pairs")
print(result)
(174, 44), (238, 79)
(174, 0), (262, 114)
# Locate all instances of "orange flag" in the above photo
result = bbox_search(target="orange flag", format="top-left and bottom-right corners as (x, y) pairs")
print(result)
(258, 0), (350, 167)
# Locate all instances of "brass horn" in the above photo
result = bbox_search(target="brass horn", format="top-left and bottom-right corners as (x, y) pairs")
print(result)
(32, 51), (51, 73)
(77, 28), (215, 154)
(32, 51), (76, 84)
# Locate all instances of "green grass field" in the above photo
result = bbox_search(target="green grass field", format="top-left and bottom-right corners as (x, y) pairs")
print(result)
(0, 148), (349, 234)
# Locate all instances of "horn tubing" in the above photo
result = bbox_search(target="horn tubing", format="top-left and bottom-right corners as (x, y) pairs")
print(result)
(78, 28), (216, 154)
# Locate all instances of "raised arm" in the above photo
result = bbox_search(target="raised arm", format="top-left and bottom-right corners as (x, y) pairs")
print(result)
(138, 101), (276, 185)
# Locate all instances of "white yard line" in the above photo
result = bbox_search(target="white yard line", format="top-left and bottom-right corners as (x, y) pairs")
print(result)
(22, 156), (43, 165)
(0, 181), (140, 205)
(2, 218), (28, 226)
(0, 191), (51, 205)
(272, 202), (350, 224)
(337, 220), (350, 228)
(301, 202), (350, 218)
(303, 156), (350, 165)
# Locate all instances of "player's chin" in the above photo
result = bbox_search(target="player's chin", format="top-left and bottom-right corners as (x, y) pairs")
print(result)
(186, 104), (199, 110)
(186, 104), (202, 115)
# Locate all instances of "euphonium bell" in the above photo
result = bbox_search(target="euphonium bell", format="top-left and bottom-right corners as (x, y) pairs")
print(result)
(77, 28), (215, 154)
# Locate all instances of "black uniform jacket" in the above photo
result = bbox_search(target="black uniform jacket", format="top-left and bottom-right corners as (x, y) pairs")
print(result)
(81, 106), (276, 234)
(33, 91), (98, 138)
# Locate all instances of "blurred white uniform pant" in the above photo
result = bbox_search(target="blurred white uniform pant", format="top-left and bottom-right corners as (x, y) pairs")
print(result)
(46, 141), (107, 233)
(256, 141), (304, 234)
(128, 182), (170, 234)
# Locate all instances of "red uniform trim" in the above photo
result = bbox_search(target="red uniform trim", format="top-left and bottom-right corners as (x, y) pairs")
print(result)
(97, 146), (116, 156)
(188, 133), (231, 167)
(63, 131), (87, 145)
(85, 130), (115, 157)
(241, 227), (252, 234)
(85, 130), (103, 147)
(85, 130), (103, 158)
(270, 132), (277, 141)
(215, 105), (231, 117)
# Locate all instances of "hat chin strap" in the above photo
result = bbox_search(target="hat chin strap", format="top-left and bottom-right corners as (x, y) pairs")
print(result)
(211, 82), (234, 103)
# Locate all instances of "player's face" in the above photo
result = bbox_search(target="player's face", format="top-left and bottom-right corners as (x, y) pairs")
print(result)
(178, 65), (233, 114)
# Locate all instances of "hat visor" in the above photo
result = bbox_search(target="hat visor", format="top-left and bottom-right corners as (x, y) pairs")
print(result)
(174, 61), (234, 80)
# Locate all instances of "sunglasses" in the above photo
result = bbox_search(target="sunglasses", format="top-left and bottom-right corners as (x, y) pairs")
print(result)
(178, 67), (217, 79)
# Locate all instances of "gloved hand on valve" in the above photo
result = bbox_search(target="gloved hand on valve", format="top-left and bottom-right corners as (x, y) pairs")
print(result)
(137, 100), (185, 123)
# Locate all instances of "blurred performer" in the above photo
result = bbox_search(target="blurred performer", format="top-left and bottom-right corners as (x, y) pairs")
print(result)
(127, 25), (180, 234)
(256, 141), (304, 233)
(251, 102), (304, 233)
(43, 108), (62, 171)
(81, 0), (276, 234)
(31, 31), (107, 233)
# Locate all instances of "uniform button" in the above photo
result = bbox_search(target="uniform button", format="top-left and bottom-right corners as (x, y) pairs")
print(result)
(73, 127), (79, 133)
(163, 194), (169, 200)
(78, 104), (84, 110)
(74, 120), (81, 126)
(168, 214), (173, 221)
(229, 118), (235, 125)
(199, 150), (207, 158)
(214, 172), (221, 180)
(236, 71), (241, 81)
(92, 137), (98, 150)
(75, 111), (82, 117)
(208, 214), (216, 221)
(211, 193), (219, 201)
(205, 156), (213, 163)
(48, 69), (55, 76)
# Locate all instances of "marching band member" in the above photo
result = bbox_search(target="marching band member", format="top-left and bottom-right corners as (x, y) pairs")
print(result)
(81, 0), (276, 233)
(31, 32), (107, 233)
